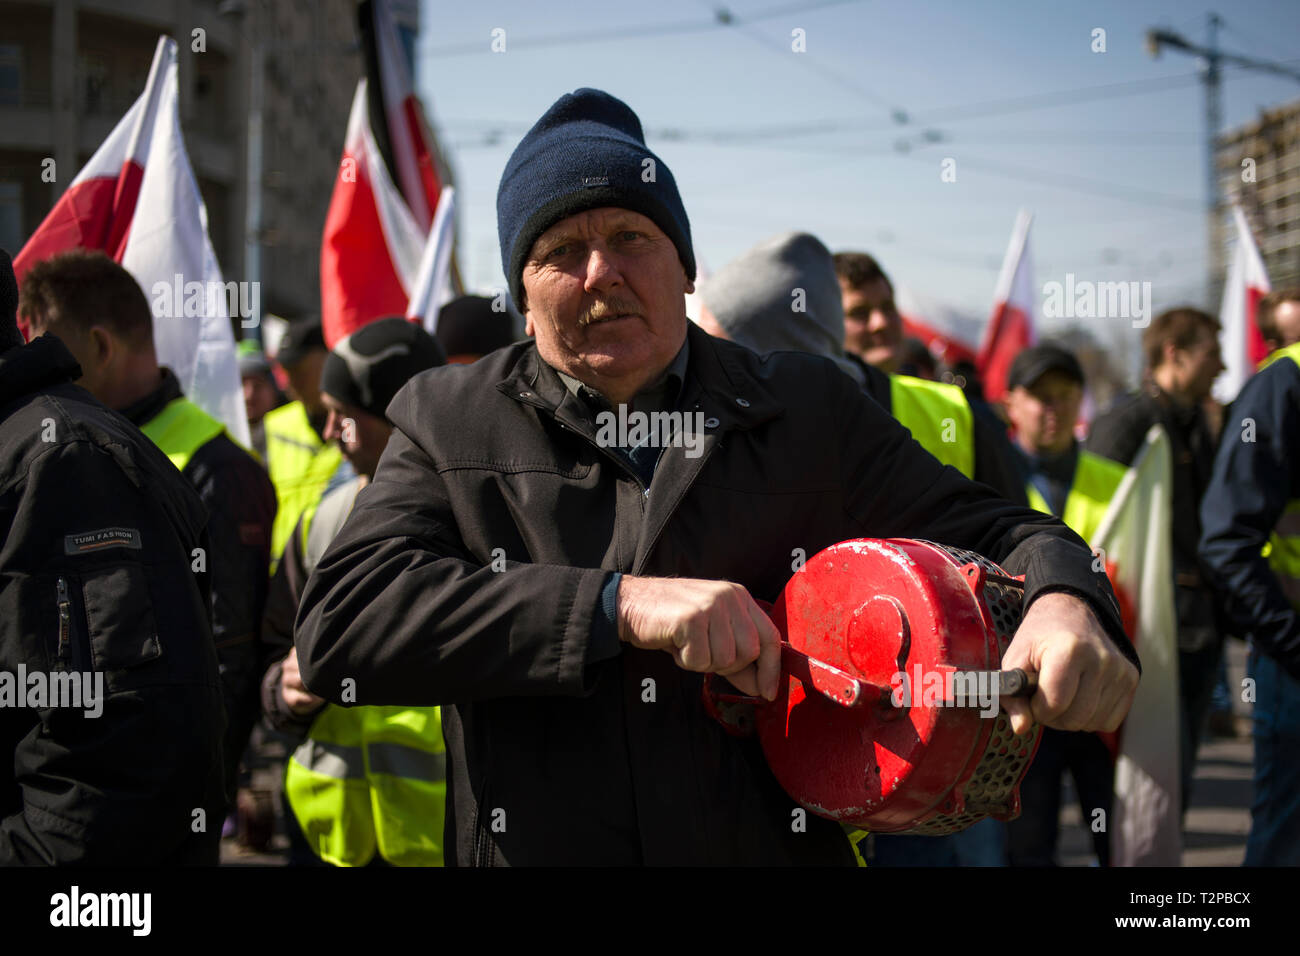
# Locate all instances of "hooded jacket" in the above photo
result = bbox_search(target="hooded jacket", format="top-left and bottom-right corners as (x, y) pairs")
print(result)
(296, 322), (1136, 865)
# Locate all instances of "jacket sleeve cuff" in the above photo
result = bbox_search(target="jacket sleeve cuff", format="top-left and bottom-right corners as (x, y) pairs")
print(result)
(588, 572), (623, 666)
(1015, 534), (1140, 675)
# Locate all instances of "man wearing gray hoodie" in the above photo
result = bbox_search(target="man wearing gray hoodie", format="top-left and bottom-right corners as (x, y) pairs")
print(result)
(697, 231), (1021, 866)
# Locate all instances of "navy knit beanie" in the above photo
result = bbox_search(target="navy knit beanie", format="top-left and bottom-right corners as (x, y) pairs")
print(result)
(497, 88), (694, 311)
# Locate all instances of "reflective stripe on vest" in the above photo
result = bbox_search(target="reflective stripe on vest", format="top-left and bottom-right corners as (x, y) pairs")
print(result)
(889, 375), (976, 478)
(1024, 449), (1128, 545)
(285, 704), (447, 867)
(263, 401), (344, 565)
(139, 396), (227, 473)
(1257, 343), (1300, 608)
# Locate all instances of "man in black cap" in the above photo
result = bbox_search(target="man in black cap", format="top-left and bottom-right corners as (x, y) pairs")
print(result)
(1001, 342), (1131, 866)
(297, 89), (1140, 866)
(435, 294), (518, 364)
(0, 249), (225, 863)
(261, 318), (447, 866)
(263, 316), (351, 569)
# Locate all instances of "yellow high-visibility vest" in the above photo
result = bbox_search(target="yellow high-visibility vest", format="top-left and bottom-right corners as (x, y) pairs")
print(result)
(1024, 449), (1128, 545)
(890, 375), (976, 478)
(262, 401), (344, 568)
(282, 479), (446, 866)
(139, 396), (226, 473)
(1256, 342), (1300, 608)
(285, 705), (447, 867)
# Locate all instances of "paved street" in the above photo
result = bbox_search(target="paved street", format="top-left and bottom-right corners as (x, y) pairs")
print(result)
(1061, 637), (1253, 867)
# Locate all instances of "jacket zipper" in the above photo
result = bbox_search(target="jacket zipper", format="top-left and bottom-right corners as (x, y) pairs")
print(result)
(55, 576), (73, 671)
(634, 406), (721, 574)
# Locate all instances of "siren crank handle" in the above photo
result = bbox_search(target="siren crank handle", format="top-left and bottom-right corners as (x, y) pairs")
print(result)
(995, 668), (1038, 698)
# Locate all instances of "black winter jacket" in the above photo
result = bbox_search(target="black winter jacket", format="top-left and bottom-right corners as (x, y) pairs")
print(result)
(0, 335), (226, 864)
(296, 323), (1137, 866)
(1088, 382), (1220, 652)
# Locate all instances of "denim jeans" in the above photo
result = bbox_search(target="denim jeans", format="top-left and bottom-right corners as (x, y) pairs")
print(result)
(869, 818), (1007, 866)
(1244, 647), (1300, 866)
(1179, 639), (1225, 815)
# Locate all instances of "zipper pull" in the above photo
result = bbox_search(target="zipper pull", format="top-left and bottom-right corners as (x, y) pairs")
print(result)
(56, 576), (72, 670)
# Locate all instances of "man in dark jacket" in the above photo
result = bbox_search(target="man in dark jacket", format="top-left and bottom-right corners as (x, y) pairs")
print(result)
(19, 250), (276, 814)
(1087, 307), (1224, 814)
(1200, 339), (1300, 865)
(0, 249), (226, 863)
(296, 88), (1140, 866)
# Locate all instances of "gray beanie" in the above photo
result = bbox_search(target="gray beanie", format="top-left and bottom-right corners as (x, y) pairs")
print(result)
(698, 232), (863, 384)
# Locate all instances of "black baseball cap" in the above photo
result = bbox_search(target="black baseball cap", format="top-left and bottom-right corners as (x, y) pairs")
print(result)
(1007, 343), (1084, 391)
(276, 317), (326, 368)
(436, 295), (516, 359)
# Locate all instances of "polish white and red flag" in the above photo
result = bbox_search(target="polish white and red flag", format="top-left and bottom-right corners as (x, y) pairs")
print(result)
(320, 78), (424, 348)
(13, 36), (249, 447)
(321, 0), (453, 347)
(405, 186), (456, 334)
(893, 284), (980, 368)
(1213, 204), (1272, 404)
(978, 209), (1037, 403)
(1092, 425), (1181, 866)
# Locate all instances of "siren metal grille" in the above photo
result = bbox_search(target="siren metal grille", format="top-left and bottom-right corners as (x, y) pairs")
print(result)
(903, 542), (1042, 835)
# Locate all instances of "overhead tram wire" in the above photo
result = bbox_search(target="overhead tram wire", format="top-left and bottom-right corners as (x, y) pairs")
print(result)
(435, 68), (1224, 151)
(418, 0), (867, 59)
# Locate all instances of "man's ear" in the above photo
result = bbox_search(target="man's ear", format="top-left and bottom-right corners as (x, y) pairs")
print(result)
(524, 313), (535, 337)
(88, 325), (115, 370)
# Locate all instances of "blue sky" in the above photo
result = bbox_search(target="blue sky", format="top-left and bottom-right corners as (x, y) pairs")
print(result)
(415, 0), (1300, 350)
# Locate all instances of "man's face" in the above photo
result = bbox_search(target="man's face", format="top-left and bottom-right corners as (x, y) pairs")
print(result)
(1173, 330), (1224, 403)
(1004, 371), (1082, 456)
(840, 277), (902, 373)
(320, 392), (392, 479)
(242, 373), (277, 424)
(282, 348), (328, 426)
(1272, 300), (1300, 349)
(520, 207), (694, 404)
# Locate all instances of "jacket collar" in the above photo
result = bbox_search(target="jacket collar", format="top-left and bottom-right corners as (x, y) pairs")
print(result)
(0, 334), (83, 411)
(119, 366), (182, 427)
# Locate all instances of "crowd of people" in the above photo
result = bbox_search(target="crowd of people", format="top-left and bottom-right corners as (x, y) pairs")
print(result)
(1, 86), (1296, 867)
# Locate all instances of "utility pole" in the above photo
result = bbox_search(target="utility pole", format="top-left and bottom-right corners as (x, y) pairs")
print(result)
(1146, 13), (1300, 307)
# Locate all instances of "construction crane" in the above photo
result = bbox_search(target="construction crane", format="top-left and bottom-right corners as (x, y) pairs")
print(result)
(1146, 13), (1300, 305)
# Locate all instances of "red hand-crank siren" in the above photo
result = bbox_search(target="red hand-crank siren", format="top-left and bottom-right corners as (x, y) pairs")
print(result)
(706, 538), (1043, 834)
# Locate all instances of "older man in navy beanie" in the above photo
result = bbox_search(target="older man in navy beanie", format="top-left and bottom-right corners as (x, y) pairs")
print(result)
(297, 89), (1141, 866)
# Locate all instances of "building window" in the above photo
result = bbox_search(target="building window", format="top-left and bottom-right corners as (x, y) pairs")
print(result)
(0, 182), (22, 255)
(0, 45), (21, 107)
(80, 53), (109, 114)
